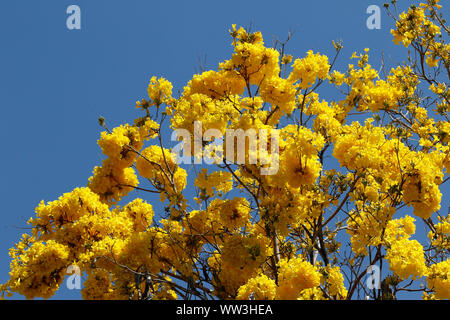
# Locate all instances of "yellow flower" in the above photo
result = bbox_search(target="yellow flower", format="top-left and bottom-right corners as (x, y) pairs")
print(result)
(236, 274), (276, 300)
(146, 76), (173, 106)
(386, 239), (427, 280)
(260, 76), (297, 114)
(323, 266), (347, 298)
(194, 169), (233, 198)
(288, 50), (330, 89)
(427, 260), (450, 300)
(276, 257), (321, 299)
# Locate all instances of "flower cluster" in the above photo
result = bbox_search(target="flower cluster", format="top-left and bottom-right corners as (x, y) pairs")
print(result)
(2, 3), (449, 300)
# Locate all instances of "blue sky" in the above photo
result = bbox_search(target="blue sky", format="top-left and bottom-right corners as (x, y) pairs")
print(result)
(0, 0), (444, 299)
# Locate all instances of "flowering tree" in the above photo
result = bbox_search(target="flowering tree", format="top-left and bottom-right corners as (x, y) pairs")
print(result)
(1, 0), (449, 300)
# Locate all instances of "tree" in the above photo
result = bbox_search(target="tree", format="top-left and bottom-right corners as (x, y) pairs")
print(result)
(1, 0), (449, 300)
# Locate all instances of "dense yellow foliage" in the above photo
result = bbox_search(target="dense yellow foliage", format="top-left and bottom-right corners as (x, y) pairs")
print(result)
(1, 0), (448, 300)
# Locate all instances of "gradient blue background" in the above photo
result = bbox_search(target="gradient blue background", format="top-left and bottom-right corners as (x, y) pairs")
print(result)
(0, 0), (445, 299)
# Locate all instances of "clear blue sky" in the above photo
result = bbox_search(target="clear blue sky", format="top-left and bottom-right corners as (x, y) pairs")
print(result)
(0, 0), (443, 299)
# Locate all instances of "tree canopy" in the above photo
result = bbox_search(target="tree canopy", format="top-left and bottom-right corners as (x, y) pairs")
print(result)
(1, 0), (449, 300)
